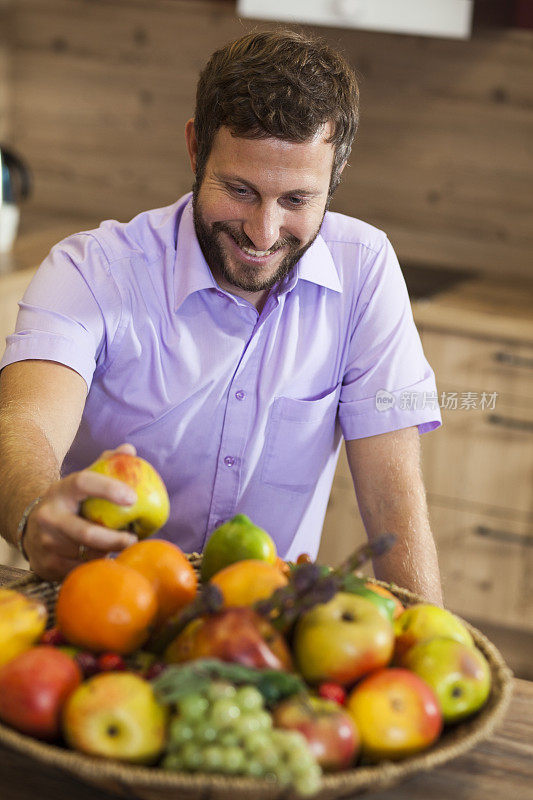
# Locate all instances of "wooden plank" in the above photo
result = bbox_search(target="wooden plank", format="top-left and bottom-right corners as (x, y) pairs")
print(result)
(4, 1), (533, 277)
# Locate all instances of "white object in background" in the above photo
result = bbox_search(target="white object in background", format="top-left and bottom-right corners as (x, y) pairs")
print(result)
(237, 0), (474, 40)
(0, 204), (20, 253)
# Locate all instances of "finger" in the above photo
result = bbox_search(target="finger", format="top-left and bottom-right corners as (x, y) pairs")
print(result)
(100, 443), (137, 459)
(115, 442), (137, 456)
(56, 513), (138, 553)
(60, 470), (138, 508)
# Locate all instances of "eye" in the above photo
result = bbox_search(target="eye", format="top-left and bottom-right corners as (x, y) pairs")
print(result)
(229, 184), (251, 198)
(283, 195), (308, 208)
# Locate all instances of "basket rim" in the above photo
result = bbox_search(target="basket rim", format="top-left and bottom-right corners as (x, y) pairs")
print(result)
(0, 572), (515, 799)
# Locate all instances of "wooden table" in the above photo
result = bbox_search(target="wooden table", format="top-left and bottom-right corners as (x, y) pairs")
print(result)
(1, 565), (532, 800)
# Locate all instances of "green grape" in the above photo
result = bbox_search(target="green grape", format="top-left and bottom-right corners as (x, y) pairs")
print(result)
(253, 744), (279, 771)
(244, 757), (265, 778)
(233, 712), (268, 737)
(234, 685), (264, 713)
(178, 692), (209, 722)
(162, 751), (185, 771)
(181, 742), (204, 771)
(206, 681), (236, 701)
(221, 745), (246, 773)
(209, 697), (241, 728)
(203, 745), (225, 772)
(243, 730), (271, 754)
(218, 729), (240, 747)
(169, 718), (195, 745)
(293, 764), (322, 797)
(272, 761), (292, 786)
(193, 719), (218, 743)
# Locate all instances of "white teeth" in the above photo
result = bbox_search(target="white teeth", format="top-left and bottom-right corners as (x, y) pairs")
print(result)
(241, 246), (271, 257)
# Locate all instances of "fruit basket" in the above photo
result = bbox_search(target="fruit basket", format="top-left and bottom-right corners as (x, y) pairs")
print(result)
(0, 557), (513, 800)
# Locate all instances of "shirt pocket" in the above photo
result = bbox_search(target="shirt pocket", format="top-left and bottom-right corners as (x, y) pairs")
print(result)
(261, 384), (341, 493)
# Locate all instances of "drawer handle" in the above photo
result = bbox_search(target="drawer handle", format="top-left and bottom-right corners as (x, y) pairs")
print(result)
(493, 351), (533, 370)
(487, 413), (533, 433)
(474, 525), (533, 547)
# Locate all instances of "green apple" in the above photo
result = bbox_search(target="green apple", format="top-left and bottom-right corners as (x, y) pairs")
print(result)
(62, 672), (168, 763)
(403, 637), (491, 723)
(394, 604), (474, 664)
(80, 453), (170, 538)
(293, 593), (394, 686)
(200, 514), (277, 581)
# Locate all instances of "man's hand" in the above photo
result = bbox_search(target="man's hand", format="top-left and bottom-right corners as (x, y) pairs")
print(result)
(23, 444), (139, 581)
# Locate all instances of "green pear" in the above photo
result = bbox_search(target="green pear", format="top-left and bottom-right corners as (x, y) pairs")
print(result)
(403, 637), (491, 723)
(63, 672), (168, 763)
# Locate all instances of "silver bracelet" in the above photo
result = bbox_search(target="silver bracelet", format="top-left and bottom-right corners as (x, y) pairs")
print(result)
(15, 496), (43, 560)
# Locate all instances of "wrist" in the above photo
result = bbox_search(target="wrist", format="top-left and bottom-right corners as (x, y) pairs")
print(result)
(15, 496), (42, 561)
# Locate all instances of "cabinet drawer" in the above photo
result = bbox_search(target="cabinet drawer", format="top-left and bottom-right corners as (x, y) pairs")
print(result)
(430, 502), (533, 630)
(422, 329), (533, 404)
(421, 399), (533, 516)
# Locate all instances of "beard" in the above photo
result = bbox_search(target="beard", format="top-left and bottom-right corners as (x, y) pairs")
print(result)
(192, 182), (325, 294)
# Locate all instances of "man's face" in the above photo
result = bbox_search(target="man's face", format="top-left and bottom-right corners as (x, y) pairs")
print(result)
(190, 124), (337, 298)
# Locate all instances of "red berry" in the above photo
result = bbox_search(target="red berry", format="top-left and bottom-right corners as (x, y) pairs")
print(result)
(97, 652), (127, 672)
(74, 651), (100, 678)
(145, 662), (167, 681)
(318, 682), (347, 705)
(40, 626), (67, 646)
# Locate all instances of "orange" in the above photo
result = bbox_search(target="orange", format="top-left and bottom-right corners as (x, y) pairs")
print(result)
(210, 559), (288, 607)
(364, 582), (405, 620)
(115, 539), (197, 627)
(55, 559), (158, 654)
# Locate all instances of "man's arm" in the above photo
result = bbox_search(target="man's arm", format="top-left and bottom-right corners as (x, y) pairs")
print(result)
(0, 360), (138, 580)
(345, 426), (443, 606)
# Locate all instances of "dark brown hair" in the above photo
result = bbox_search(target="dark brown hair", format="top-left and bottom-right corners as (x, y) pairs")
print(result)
(193, 29), (359, 194)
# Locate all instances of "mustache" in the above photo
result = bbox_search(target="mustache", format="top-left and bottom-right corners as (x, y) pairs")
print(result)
(212, 222), (300, 253)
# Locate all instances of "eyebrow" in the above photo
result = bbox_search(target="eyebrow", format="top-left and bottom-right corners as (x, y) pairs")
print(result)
(215, 172), (322, 197)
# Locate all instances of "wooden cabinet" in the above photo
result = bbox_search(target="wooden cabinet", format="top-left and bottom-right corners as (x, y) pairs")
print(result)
(320, 275), (533, 676)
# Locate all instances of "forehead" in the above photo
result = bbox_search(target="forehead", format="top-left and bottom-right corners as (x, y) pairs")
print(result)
(207, 124), (336, 188)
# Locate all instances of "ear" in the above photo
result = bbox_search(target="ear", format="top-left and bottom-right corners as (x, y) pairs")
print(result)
(185, 118), (198, 173)
(338, 159), (348, 176)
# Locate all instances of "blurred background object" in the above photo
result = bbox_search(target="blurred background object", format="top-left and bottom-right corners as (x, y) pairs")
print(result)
(0, 145), (31, 252)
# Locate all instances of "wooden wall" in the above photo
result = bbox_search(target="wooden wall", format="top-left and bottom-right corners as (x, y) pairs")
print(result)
(3, 0), (533, 278)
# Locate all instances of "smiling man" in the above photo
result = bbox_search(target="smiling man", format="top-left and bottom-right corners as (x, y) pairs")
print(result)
(0, 30), (442, 602)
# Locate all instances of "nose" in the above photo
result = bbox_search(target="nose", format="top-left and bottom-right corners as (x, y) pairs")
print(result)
(242, 202), (282, 252)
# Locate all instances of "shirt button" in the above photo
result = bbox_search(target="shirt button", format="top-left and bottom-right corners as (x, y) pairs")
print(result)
(216, 291), (225, 298)
(224, 456), (235, 467)
(235, 390), (246, 401)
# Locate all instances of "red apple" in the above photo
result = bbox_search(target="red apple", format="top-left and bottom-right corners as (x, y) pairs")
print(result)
(164, 606), (293, 671)
(346, 668), (443, 761)
(273, 694), (360, 771)
(293, 593), (394, 686)
(80, 452), (170, 538)
(0, 646), (82, 740)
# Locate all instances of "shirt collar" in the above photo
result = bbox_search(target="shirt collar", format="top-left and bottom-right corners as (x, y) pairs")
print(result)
(174, 197), (342, 311)
(174, 198), (219, 311)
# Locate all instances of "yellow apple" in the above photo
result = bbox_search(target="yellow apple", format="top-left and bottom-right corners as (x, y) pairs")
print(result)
(80, 453), (170, 538)
(293, 593), (394, 686)
(394, 604), (474, 664)
(63, 672), (168, 763)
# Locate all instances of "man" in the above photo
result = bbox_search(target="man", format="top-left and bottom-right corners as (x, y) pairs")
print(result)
(0, 30), (442, 602)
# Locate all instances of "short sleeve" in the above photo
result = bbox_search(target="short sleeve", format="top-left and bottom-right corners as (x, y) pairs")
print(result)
(339, 238), (441, 440)
(0, 234), (122, 391)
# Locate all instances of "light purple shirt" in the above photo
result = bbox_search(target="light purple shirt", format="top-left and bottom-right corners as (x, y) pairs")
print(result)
(1, 194), (441, 559)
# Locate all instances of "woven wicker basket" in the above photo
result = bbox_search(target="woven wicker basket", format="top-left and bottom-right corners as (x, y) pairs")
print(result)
(0, 564), (514, 800)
